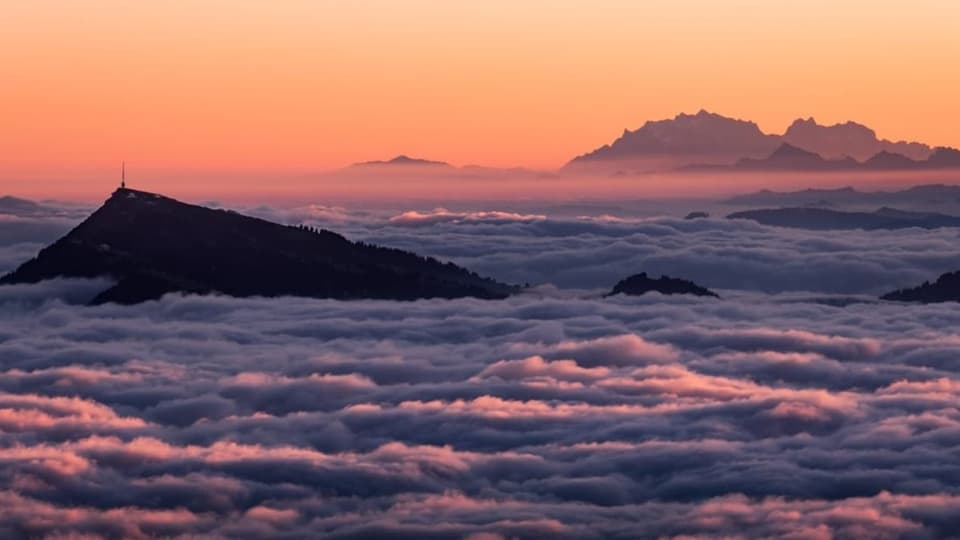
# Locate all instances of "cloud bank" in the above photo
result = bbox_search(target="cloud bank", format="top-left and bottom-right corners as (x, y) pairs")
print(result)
(282, 207), (960, 294)
(3, 196), (960, 537)
(1, 284), (960, 538)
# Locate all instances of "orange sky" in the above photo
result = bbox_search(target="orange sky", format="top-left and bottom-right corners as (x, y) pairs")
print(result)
(1, 0), (959, 193)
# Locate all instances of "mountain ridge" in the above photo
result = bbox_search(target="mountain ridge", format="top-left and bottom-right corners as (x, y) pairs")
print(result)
(0, 188), (517, 304)
(566, 111), (952, 172)
(882, 271), (960, 303)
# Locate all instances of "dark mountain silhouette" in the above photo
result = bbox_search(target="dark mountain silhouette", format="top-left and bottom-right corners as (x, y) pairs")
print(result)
(882, 271), (960, 303)
(782, 118), (931, 161)
(728, 206), (960, 230)
(0, 188), (517, 304)
(351, 155), (453, 168)
(734, 143), (859, 171)
(567, 110), (780, 169)
(606, 272), (718, 298)
(723, 184), (960, 208)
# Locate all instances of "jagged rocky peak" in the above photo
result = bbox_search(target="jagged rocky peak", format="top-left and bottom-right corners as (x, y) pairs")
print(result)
(568, 110), (780, 167)
(0, 187), (516, 304)
(782, 117), (931, 161)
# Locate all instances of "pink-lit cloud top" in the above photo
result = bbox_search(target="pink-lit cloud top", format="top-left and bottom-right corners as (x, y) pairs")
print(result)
(3, 278), (960, 537)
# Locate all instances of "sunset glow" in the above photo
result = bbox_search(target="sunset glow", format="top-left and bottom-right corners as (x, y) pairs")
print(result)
(2, 1), (959, 190)
(5, 3), (960, 538)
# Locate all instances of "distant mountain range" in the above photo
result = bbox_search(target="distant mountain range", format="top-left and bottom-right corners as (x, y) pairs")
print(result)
(0, 188), (516, 304)
(728, 206), (960, 230)
(342, 113), (959, 175)
(565, 111), (960, 173)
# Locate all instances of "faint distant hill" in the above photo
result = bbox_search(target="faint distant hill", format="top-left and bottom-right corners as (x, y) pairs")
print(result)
(782, 117), (931, 161)
(337, 155), (548, 180)
(862, 150), (922, 170)
(723, 184), (960, 208)
(350, 155), (454, 168)
(565, 110), (955, 173)
(0, 195), (91, 219)
(606, 272), (718, 298)
(728, 206), (960, 230)
(699, 144), (960, 174)
(567, 110), (780, 170)
(0, 196), (44, 216)
(882, 271), (960, 303)
(0, 188), (516, 304)
(733, 143), (859, 171)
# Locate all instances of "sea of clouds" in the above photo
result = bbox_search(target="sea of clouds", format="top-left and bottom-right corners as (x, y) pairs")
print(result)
(2, 198), (960, 538)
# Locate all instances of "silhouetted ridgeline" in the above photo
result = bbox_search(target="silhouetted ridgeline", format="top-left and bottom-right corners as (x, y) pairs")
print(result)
(722, 184), (960, 207)
(727, 207), (960, 230)
(882, 271), (960, 303)
(0, 188), (517, 304)
(606, 272), (718, 298)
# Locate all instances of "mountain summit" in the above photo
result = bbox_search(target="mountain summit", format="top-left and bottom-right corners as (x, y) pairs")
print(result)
(568, 110), (779, 169)
(0, 188), (516, 304)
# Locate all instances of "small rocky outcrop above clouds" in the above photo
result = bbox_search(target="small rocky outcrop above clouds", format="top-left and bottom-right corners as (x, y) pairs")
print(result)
(606, 272), (719, 298)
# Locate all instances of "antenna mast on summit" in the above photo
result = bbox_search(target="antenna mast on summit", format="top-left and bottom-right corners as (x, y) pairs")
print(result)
(121, 161), (126, 189)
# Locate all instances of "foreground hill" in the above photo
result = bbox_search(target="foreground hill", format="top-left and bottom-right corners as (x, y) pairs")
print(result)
(606, 272), (718, 298)
(882, 271), (960, 303)
(0, 188), (516, 304)
(728, 207), (960, 230)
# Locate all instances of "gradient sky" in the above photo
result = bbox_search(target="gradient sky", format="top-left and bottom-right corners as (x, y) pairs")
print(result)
(2, 0), (959, 188)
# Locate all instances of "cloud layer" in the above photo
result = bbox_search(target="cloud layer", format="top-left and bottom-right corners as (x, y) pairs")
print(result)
(3, 197), (960, 537)
(272, 206), (960, 294)
(1, 283), (960, 538)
